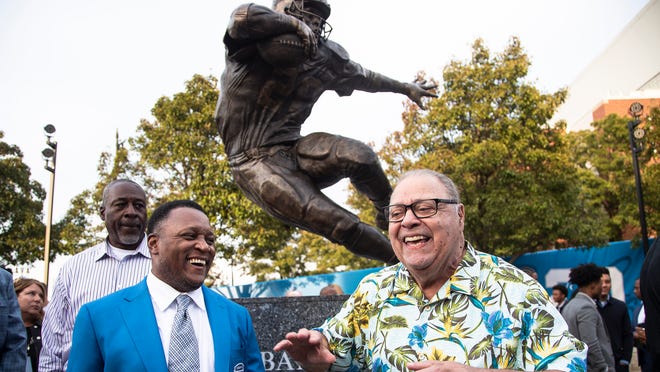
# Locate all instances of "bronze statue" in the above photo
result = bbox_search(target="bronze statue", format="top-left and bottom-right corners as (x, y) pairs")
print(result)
(215, 0), (435, 263)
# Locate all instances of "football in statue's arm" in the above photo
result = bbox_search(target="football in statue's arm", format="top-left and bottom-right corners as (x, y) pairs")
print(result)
(257, 33), (308, 68)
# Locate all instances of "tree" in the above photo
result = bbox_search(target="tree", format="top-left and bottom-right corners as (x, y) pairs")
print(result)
(641, 107), (660, 235)
(267, 230), (379, 280)
(49, 74), (378, 279)
(0, 131), (46, 265)
(130, 74), (383, 279)
(378, 37), (609, 256)
(566, 109), (659, 242)
(130, 74), (296, 278)
(129, 75), (386, 280)
(54, 133), (142, 257)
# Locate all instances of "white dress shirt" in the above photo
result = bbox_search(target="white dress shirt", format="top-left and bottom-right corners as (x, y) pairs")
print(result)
(146, 272), (214, 372)
(40, 238), (152, 371)
(637, 303), (646, 324)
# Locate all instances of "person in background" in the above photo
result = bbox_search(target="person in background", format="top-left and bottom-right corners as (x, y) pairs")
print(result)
(640, 238), (659, 370)
(14, 278), (46, 372)
(319, 284), (343, 296)
(562, 263), (615, 372)
(552, 284), (568, 313)
(40, 179), (152, 371)
(67, 200), (264, 371)
(275, 169), (586, 371)
(1, 268), (26, 371)
(632, 278), (653, 371)
(597, 267), (633, 371)
(285, 289), (303, 297)
(520, 266), (539, 281)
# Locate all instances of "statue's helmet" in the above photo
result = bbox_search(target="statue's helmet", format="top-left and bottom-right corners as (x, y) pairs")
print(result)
(273, 0), (332, 39)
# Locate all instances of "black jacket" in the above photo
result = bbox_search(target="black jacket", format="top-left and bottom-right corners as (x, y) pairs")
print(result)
(598, 296), (634, 363)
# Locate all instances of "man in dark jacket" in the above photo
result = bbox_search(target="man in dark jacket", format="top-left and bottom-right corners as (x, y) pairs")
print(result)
(632, 278), (653, 371)
(597, 267), (633, 371)
(640, 238), (659, 370)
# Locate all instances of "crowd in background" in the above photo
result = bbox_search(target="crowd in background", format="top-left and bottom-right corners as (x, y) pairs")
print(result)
(544, 262), (655, 372)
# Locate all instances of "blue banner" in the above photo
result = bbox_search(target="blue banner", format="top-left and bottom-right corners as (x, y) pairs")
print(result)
(216, 266), (382, 298)
(510, 239), (652, 319)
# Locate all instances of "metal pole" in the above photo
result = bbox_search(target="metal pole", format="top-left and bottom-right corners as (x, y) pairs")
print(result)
(627, 103), (650, 254)
(42, 124), (57, 287)
(43, 169), (55, 286)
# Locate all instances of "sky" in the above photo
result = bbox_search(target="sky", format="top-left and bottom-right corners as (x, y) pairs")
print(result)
(0, 0), (650, 224)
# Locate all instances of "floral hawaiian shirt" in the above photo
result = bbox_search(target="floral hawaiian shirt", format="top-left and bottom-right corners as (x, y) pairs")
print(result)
(318, 243), (587, 371)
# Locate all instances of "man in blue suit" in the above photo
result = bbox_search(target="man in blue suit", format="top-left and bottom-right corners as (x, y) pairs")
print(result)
(0, 267), (26, 371)
(68, 200), (264, 371)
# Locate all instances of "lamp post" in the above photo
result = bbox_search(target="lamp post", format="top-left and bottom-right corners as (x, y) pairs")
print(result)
(627, 102), (649, 254)
(42, 124), (57, 286)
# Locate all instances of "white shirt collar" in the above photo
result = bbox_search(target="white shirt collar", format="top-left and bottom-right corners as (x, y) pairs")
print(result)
(95, 235), (151, 261)
(146, 272), (206, 312)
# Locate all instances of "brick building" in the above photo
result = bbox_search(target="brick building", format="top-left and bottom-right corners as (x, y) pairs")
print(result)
(592, 96), (660, 122)
(552, 0), (660, 131)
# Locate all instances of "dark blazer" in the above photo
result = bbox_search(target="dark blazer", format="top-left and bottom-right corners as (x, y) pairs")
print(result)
(632, 303), (653, 372)
(640, 238), (660, 368)
(557, 299), (568, 314)
(68, 279), (264, 371)
(0, 268), (26, 371)
(598, 296), (633, 364)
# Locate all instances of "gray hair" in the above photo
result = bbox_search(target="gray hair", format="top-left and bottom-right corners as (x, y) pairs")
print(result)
(398, 169), (461, 202)
(101, 179), (145, 207)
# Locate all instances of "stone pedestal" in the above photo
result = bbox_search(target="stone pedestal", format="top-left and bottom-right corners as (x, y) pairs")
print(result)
(234, 295), (348, 371)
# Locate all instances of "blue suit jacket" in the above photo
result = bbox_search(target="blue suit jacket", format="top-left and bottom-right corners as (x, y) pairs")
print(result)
(0, 268), (27, 371)
(68, 279), (264, 371)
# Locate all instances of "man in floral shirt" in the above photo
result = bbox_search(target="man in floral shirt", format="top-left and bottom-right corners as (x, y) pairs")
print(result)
(275, 169), (587, 371)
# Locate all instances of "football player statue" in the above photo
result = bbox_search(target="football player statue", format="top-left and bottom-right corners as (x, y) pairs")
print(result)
(215, 0), (435, 264)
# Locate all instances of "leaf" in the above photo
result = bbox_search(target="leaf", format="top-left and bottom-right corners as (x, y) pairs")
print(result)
(468, 336), (492, 359)
(468, 295), (486, 311)
(533, 349), (571, 371)
(380, 315), (408, 330)
(385, 297), (413, 307)
(386, 345), (418, 372)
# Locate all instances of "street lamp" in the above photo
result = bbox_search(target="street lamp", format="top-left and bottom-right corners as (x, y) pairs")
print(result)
(42, 124), (57, 286)
(627, 102), (649, 254)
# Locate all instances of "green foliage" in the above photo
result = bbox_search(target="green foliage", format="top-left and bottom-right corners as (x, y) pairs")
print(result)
(378, 37), (609, 256)
(48, 48), (658, 279)
(566, 108), (659, 241)
(128, 74), (385, 279)
(302, 231), (378, 274)
(641, 109), (660, 236)
(53, 190), (98, 256)
(52, 74), (377, 279)
(128, 74), (301, 279)
(0, 131), (47, 265)
(53, 138), (140, 256)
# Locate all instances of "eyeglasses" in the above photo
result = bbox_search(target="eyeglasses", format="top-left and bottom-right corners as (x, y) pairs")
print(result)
(383, 198), (459, 222)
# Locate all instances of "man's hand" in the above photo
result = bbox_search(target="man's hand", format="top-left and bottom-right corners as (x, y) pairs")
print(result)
(273, 328), (335, 372)
(294, 20), (318, 57)
(406, 79), (437, 109)
(634, 326), (647, 345)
